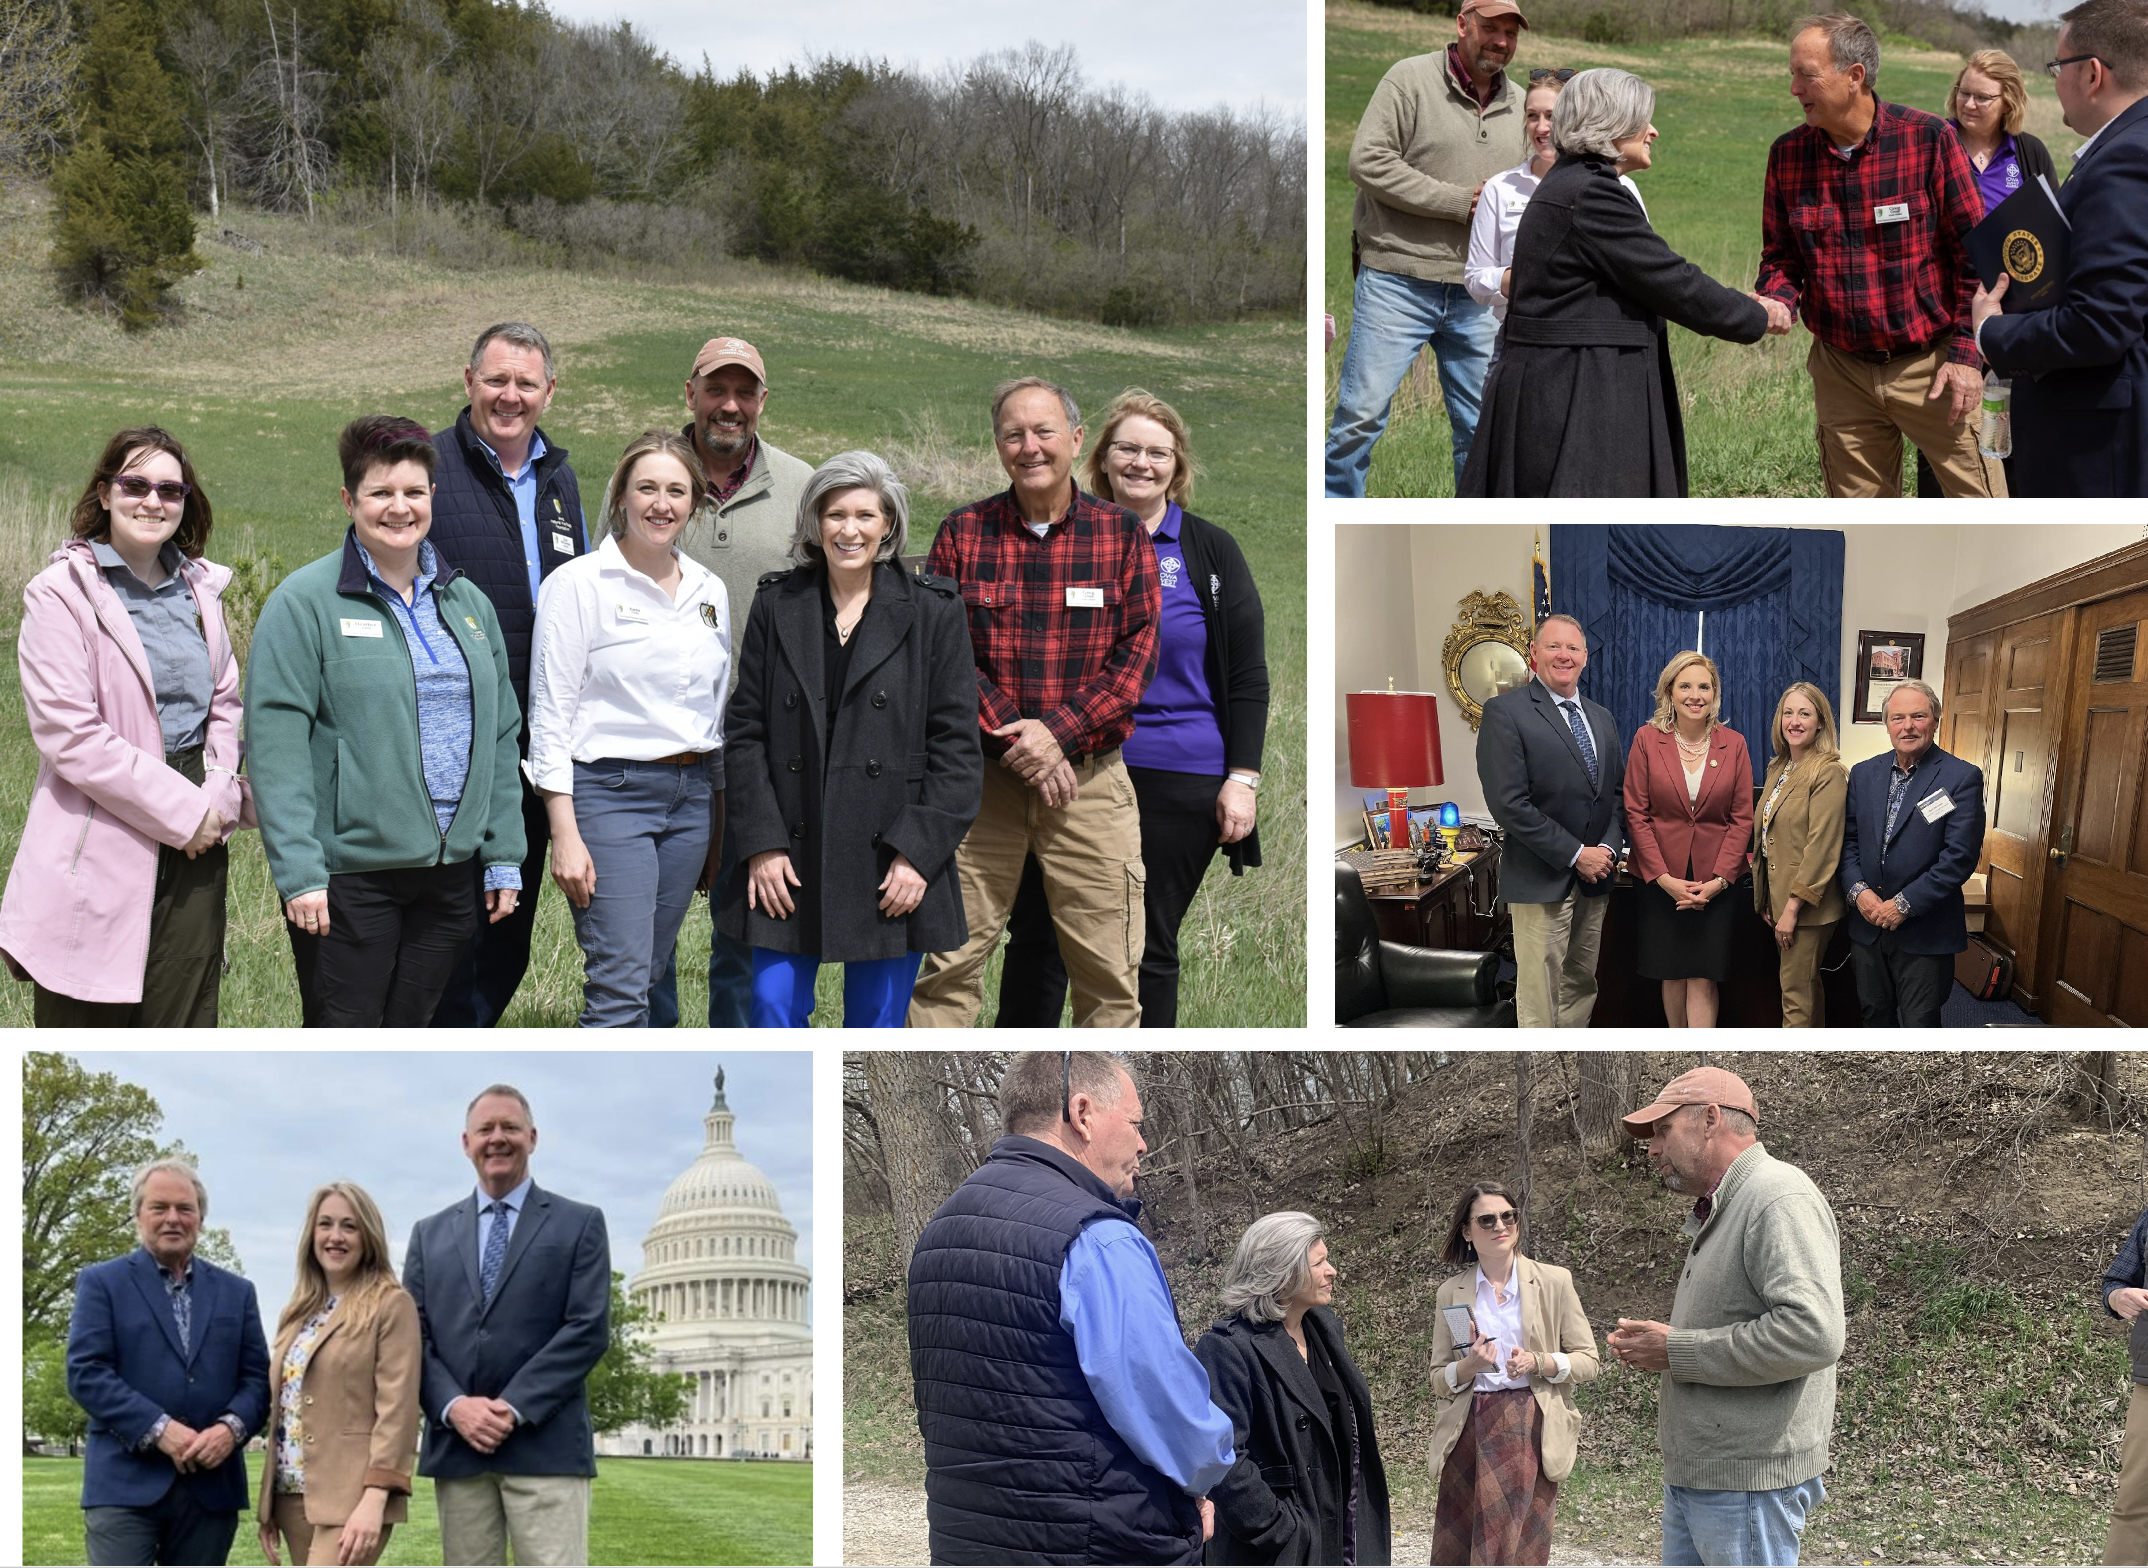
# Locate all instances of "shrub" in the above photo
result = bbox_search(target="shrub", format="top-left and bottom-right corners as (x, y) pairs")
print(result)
(49, 130), (202, 329)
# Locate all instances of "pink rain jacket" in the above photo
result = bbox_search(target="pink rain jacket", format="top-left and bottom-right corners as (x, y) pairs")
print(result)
(0, 540), (253, 1004)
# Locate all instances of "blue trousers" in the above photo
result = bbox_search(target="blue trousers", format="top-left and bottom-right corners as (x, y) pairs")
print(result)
(1326, 266), (1498, 496)
(1662, 1477), (1827, 1567)
(750, 947), (921, 1028)
(646, 814), (754, 1028)
(568, 760), (711, 1029)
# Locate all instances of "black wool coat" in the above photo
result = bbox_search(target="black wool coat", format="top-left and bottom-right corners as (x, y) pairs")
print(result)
(1195, 1309), (1392, 1567)
(718, 560), (982, 961)
(1460, 153), (1769, 497)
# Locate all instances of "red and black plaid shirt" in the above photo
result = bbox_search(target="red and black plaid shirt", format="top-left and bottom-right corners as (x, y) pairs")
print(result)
(1756, 100), (1983, 366)
(927, 486), (1160, 759)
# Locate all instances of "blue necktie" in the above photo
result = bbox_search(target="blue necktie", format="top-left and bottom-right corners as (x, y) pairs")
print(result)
(1559, 699), (1599, 788)
(480, 1200), (511, 1304)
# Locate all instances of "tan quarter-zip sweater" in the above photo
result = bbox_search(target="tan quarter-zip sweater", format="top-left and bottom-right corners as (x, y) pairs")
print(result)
(1349, 49), (1526, 285)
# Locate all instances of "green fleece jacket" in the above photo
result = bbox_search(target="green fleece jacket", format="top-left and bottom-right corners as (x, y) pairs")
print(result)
(1662, 1142), (1845, 1492)
(1349, 50), (1525, 285)
(243, 535), (526, 900)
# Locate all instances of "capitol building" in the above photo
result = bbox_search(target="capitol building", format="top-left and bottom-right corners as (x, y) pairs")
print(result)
(597, 1066), (812, 1461)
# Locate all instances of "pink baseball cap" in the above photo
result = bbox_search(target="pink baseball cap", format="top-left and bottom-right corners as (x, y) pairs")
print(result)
(1622, 1067), (1759, 1137)
(690, 337), (767, 385)
(1462, 0), (1531, 25)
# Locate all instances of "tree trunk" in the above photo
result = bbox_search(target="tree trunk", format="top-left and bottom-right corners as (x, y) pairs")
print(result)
(1175, 1056), (1208, 1262)
(2073, 1052), (2123, 1120)
(863, 1053), (968, 1273)
(1514, 1052), (1534, 1256)
(1576, 1052), (1640, 1158)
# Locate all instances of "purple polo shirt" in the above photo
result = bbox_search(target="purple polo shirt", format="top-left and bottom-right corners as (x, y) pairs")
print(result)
(1965, 129), (2023, 216)
(1121, 503), (1227, 776)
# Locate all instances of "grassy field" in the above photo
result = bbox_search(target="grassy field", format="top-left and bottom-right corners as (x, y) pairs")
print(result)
(1324, 1), (2084, 496)
(22, 1451), (809, 1565)
(0, 180), (1304, 1027)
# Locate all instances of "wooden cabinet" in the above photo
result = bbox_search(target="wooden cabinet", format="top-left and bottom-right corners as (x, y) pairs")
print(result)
(1363, 844), (1503, 952)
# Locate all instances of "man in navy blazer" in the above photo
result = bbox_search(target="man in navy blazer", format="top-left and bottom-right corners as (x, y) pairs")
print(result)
(1476, 613), (1628, 1028)
(405, 1085), (611, 1566)
(1974, 0), (2148, 497)
(66, 1158), (270, 1567)
(1840, 680), (1985, 1027)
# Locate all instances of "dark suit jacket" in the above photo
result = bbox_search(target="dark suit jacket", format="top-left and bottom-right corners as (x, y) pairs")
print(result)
(1622, 724), (1755, 885)
(1477, 680), (1627, 905)
(66, 1249), (271, 1511)
(403, 1183), (610, 1480)
(1840, 743), (1986, 955)
(1980, 97), (2148, 497)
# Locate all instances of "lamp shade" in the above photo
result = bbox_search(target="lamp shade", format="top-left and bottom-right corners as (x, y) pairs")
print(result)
(1346, 691), (1444, 788)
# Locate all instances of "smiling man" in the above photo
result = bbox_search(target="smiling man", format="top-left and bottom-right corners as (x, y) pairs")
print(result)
(403, 1086), (610, 1566)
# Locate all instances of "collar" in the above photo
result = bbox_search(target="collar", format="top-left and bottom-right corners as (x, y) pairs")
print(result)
(476, 1175), (535, 1215)
(356, 537), (440, 599)
(595, 532), (712, 595)
(987, 1134), (1144, 1223)
(1447, 42), (1504, 110)
(1890, 746), (1931, 778)
(471, 425), (547, 481)
(1815, 96), (1886, 158)
(2071, 103), (2137, 163)
(1001, 480), (1080, 532)
(1536, 675), (1583, 706)
(152, 1253), (195, 1285)
(91, 539), (186, 584)
(1151, 502), (1182, 544)
(1474, 1262), (1520, 1299)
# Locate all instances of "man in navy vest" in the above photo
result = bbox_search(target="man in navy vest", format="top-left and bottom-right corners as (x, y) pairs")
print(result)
(425, 323), (589, 1027)
(908, 1051), (1233, 1565)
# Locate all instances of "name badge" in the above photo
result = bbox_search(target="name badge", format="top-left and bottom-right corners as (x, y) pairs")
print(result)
(617, 603), (650, 624)
(1065, 586), (1104, 609)
(1874, 202), (1910, 225)
(339, 618), (383, 638)
(1504, 191), (1529, 215)
(1917, 789), (1955, 823)
(463, 615), (487, 640)
(549, 531), (575, 555)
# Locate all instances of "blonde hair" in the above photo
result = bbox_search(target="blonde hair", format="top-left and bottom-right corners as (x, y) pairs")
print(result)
(1950, 49), (2029, 135)
(602, 430), (708, 539)
(1082, 389), (1199, 507)
(1647, 650), (1722, 732)
(1769, 680), (1841, 767)
(275, 1181), (407, 1348)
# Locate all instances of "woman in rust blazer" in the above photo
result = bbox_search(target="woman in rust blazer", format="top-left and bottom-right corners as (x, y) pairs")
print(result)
(1753, 681), (1849, 1027)
(1622, 650), (1754, 1029)
(256, 1182), (420, 1568)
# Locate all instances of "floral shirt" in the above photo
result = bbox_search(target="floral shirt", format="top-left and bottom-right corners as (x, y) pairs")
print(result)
(273, 1298), (339, 1493)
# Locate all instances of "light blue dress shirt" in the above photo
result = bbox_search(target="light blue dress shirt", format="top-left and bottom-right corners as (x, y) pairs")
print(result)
(1057, 1217), (1235, 1495)
(443, 1176), (535, 1424)
(472, 428), (549, 608)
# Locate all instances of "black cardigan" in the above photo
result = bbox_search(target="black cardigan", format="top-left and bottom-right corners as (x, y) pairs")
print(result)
(1950, 123), (2056, 196)
(1175, 509), (1270, 874)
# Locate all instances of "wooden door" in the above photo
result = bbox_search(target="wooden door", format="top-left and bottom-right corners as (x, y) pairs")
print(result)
(2041, 591), (2148, 1026)
(1980, 616), (2064, 1006)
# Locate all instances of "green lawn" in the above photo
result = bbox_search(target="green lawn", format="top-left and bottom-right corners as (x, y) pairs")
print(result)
(21, 1452), (810, 1566)
(1324, 1), (2082, 496)
(0, 179), (1304, 1027)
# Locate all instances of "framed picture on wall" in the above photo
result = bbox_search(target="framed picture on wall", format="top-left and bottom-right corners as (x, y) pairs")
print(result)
(1853, 630), (1926, 724)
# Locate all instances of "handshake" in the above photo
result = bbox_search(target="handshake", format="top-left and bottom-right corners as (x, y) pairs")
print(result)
(1749, 293), (1795, 336)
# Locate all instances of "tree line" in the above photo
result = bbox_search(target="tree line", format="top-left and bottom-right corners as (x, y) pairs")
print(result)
(1363, 0), (2051, 59)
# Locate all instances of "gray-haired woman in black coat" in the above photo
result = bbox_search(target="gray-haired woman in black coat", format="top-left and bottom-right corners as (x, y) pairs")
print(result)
(718, 450), (982, 1026)
(1196, 1212), (1392, 1566)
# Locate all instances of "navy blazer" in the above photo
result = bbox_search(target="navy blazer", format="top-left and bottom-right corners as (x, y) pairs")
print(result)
(1980, 96), (2148, 497)
(1477, 679), (1628, 905)
(403, 1182), (611, 1480)
(1839, 743), (1985, 955)
(66, 1249), (270, 1512)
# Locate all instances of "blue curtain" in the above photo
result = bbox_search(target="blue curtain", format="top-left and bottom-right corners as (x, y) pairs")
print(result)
(1549, 524), (1844, 775)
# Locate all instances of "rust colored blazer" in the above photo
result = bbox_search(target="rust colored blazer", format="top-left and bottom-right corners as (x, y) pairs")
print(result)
(1623, 723), (1754, 885)
(255, 1288), (421, 1527)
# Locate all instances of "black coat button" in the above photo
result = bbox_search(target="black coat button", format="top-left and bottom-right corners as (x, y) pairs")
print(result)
(870, 832), (882, 847)
(866, 760), (882, 778)
(791, 822), (806, 839)
(784, 692), (799, 710)
(787, 757), (803, 773)
(872, 690), (887, 708)
(1295, 1414), (1309, 1430)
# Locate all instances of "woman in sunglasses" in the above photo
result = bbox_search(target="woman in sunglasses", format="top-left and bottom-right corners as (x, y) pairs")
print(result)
(0, 428), (252, 1024)
(1427, 1181), (1600, 1566)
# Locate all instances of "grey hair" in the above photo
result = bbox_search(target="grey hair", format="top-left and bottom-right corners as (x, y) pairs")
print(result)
(1796, 12), (1880, 90)
(1219, 1212), (1327, 1324)
(790, 451), (911, 568)
(991, 376), (1082, 435)
(1883, 677), (1943, 726)
(131, 1156), (208, 1218)
(470, 322), (556, 384)
(1000, 1052), (1130, 1136)
(466, 1084), (535, 1123)
(1550, 68), (1656, 160)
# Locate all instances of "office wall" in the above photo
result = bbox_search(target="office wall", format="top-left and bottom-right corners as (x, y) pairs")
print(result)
(1334, 525), (1426, 845)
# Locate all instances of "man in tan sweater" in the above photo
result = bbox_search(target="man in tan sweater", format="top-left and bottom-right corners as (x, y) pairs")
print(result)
(1326, 0), (1528, 495)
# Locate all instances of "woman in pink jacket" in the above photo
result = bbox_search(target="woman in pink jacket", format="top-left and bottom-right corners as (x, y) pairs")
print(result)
(0, 428), (250, 1025)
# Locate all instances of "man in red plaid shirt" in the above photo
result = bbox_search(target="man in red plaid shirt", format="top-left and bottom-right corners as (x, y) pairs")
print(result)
(907, 377), (1161, 1028)
(1757, 13), (2008, 497)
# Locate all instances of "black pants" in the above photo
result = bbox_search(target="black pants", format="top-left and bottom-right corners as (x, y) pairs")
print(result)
(1849, 932), (1954, 1027)
(288, 862), (478, 1027)
(995, 766), (1226, 1029)
(84, 1487), (238, 1565)
(429, 774), (549, 1027)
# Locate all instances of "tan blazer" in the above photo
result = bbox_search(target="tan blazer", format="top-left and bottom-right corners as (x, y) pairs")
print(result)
(1752, 755), (1849, 927)
(1427, 1255), (1600, 1484)
(255, 1289), (422, 1527)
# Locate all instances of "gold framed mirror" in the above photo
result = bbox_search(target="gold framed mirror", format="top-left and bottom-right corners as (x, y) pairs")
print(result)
(1442, 590), (1533, 731)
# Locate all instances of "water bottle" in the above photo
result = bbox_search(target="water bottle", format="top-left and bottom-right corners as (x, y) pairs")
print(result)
(1979, 371), (2013, 460)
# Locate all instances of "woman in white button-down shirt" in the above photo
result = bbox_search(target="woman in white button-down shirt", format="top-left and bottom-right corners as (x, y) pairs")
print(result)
(528, 430), (730, 1027)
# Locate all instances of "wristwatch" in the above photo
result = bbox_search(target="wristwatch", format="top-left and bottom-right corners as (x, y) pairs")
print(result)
(1227, 771), (1260, 792)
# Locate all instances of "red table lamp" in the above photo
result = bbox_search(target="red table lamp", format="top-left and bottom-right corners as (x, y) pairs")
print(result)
(1347, 687), (1443, 851)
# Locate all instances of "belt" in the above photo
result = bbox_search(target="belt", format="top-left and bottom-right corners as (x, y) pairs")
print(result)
(1502, 314), (1657, 349)
(1839, 338), (1943, 366)
(636, 750), (712, 767)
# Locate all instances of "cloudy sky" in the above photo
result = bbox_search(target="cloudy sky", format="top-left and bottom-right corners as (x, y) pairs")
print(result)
(539, 0), (1307, 116)
(77, 1050), (813, 1329)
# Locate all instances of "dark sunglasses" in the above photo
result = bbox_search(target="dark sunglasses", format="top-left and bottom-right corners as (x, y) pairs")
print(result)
(1473, 1209), (1519, 1231)
(110, 475), (192, 504)
(1530, 67), (1577, 83)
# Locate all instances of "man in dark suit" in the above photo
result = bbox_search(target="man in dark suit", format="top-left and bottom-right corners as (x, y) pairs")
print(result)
(66, 1158), (270, 1566)
(1476, 612), (1627, 1027)
(1840, 680), (1985, 1027)
(1975, 0), (2148, 497)
(404, 1085), (610, 1566)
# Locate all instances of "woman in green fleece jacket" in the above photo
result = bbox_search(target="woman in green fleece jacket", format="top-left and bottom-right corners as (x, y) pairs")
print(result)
(244, 416), (527, 1026)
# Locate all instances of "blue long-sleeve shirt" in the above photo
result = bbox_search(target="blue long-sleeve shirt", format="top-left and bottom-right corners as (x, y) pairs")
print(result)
(1058, 1217), (1235, 1495)
(2104, 1208), (2148, 1315)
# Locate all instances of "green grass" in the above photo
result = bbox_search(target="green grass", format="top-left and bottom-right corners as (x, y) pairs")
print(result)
(21, 1452), (810, 1566)
(0, 181), (1304, 1027)
(1324, 2), (2084, 496)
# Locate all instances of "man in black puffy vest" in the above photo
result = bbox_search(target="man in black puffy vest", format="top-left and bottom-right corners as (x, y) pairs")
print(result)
(424, 322), (589, 1027)
(908, 1051), (1233, 1565)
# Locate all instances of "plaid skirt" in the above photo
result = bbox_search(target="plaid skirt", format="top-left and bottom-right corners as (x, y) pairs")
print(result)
(1430, 1388), (1559, 1566)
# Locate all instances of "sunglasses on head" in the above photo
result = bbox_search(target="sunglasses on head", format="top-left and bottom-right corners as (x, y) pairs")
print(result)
(1530, 67), (1577, 82)
(110, 475), (192, 504)
(1474, 1209), (1519, 1231)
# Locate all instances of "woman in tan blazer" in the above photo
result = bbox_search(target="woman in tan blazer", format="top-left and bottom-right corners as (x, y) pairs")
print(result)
(1427, 1181), (1600, 1567)
(256, 1182), (421, 1567)
(1753, 681), (1849, 1029)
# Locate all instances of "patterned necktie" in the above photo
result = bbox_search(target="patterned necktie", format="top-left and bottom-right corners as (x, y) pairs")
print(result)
(480, 1199), (511, 1304)
(1559, 699), (1600, 788)
(166, 1272), (191, 1356)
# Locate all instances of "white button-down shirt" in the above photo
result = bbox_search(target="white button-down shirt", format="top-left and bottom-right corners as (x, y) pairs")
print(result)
(528, 535), (731, 793)
(1446, 1265), (1574, 1393)
(1465, 158), (1649, 321)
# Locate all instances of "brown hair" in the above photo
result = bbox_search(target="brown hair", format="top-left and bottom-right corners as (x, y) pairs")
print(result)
(2062, 0), (2148, 92)
(274, 1181), (408, 1346)
(1950, 50), (2029, 134)
(70, 428), (214, 559)
(1082, 389), (1199, 507)
(1441, 1181), (1520, 1268)
(601, 430), (708, 539)
(1795, 12), (1880, 89)
(1647, 649), (1723, 733)
(1769, 680), (1842, 768)
(338, 415), (436, 494)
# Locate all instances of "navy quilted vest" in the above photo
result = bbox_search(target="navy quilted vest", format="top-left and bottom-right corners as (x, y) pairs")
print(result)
(908, 1136), (1202, 1566)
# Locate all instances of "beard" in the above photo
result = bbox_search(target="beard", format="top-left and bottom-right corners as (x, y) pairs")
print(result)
(699, 421), (751, 463)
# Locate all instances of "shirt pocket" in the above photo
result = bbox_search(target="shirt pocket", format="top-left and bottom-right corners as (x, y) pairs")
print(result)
(1869, 189), (1933, 254)
(1064, 577), (1124, 635)
(958, 578), (1011, 635)
(1789, 201), (1842, 264)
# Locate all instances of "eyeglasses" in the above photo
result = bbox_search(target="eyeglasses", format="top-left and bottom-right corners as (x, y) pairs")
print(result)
(1473, 1209), (1519, 1231)
(1529, 67), (1577, 82)
(2046, 53), (2099, 77)
(1108, 441), (1176, 466)
(110, 475), (192, 504)
(1956, 91), (2002, 108)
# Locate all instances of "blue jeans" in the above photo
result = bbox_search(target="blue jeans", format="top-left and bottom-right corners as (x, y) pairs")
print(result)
(750, 947), (921, 1027)
(646, 814), (754, 1028)
(1326, 266), (1498, 495)
(568, 759), (712, 1029)
(1662, 1477), (1827, 1567)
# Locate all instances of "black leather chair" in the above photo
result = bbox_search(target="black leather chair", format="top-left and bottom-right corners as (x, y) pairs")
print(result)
(1336, 862), (1515, 1027)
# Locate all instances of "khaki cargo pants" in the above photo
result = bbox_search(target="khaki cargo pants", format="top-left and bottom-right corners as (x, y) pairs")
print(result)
(908, 749), (1144, 1029)
(1809, 339), (2008, 498)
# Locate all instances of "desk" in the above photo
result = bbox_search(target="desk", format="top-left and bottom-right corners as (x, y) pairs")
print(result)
(1363, 845), (1504, 952)
(1589, 874), (1863, 1028)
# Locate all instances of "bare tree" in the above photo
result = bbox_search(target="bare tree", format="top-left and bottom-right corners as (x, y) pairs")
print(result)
(451, 22), (558, 205)
(1514, 1052), (1535, 1256)
(0, 0), (81, 176)
(965, 41), (1082, 246)
(168, 14), (247, 221)
(363, 0), (457, 218)
(1576, 1052), (1641, 1159)
(250, 5), (329, 218)
(557, 20), (685, 200)
(863, 1052), (971, 1271)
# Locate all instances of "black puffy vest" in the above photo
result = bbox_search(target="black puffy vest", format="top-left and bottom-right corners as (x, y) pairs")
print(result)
(908, 1136), (1202, 1566)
